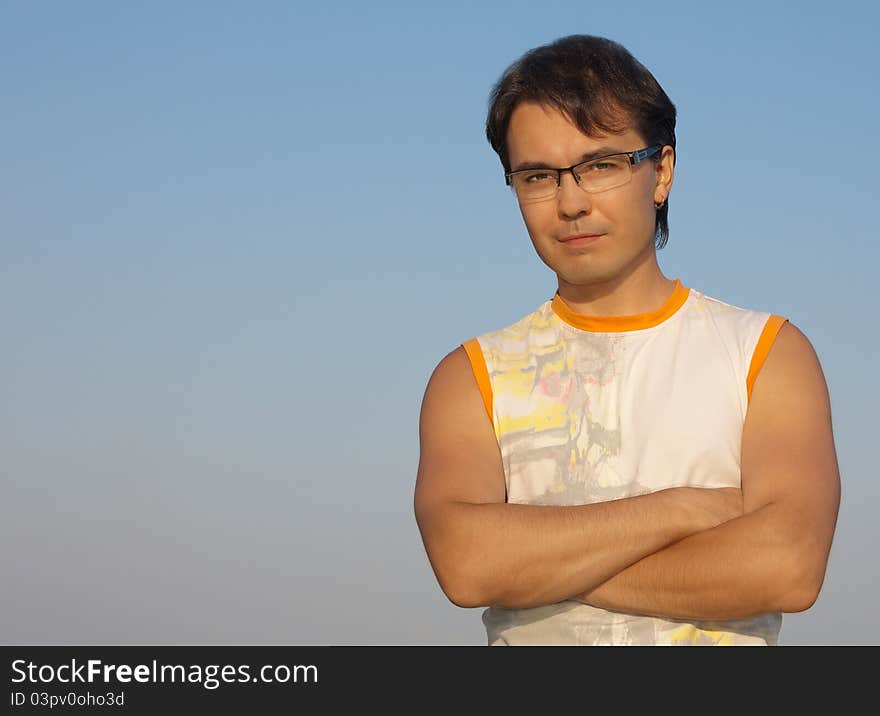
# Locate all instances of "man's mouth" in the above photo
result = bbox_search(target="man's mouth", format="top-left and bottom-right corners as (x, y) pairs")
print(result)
(559, 233), (606, 244)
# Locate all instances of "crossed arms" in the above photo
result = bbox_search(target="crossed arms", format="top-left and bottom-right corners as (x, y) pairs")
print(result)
(413, 322), (840, 620)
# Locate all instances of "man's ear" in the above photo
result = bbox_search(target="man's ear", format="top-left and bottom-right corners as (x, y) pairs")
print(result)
(654, 146), (675, 203)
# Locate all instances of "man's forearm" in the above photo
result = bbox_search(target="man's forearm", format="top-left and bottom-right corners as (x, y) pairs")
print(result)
(574, 501), (807, 620)
(432, 487), (735, 610)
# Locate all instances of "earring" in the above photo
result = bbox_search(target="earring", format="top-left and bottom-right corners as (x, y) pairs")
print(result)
(654, 199), (665, 209)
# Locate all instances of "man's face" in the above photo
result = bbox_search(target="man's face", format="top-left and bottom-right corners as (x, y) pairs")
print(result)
(505, 102), (674, 289)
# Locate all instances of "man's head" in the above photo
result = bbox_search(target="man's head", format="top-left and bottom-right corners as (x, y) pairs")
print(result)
(485, 35), (677, 289)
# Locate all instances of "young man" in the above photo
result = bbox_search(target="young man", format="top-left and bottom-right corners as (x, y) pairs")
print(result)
(413, 35), (840, 645)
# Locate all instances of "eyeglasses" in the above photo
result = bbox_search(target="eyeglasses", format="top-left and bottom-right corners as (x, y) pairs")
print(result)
(504, 145), (662, 203)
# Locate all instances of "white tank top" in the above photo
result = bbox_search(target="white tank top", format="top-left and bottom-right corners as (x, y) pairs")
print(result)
(461, 278), (788, 645)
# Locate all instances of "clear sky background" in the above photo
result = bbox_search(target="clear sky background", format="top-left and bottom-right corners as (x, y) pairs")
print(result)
(2, 1), (877, 645)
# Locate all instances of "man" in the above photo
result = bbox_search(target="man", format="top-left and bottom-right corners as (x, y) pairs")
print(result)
(413, 34), (840, 645)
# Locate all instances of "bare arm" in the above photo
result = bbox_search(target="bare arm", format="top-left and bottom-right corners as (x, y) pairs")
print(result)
(575, 322), (841, 619)
(413, 345), (741, 610)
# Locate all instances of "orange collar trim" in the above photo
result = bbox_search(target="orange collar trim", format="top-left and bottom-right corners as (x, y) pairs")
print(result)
(551, 279), (690, 332)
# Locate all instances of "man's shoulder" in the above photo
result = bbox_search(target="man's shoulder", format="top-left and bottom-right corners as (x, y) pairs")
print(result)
(685, 285), (785, 336)
(687, 285), (771, 317)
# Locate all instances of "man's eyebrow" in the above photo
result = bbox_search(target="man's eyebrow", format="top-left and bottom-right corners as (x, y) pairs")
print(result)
(510, 146), (625, 173)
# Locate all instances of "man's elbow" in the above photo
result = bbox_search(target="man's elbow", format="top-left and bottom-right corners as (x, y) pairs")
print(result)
(436, 566), (492, 609)
(777, 582), (821, 614)
(444, 583), (523, 610)
(442, 583), (486, 609)
(442, 576), (540, 610)
(423, 542), (491, 609)
(434, 555), (521, 609)
(775, 549), (828, 613)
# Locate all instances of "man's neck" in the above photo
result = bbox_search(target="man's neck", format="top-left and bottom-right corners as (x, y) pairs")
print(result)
(556, 258), (675, 318)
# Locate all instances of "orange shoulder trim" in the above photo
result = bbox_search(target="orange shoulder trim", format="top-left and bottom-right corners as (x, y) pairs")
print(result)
(461, 338), (493, 424)
(746, 315), (789, 404)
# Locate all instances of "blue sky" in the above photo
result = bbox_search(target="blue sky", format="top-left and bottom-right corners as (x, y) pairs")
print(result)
(2, 0), (877, 645)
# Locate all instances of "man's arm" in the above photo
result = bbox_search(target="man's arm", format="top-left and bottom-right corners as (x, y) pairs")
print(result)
(413, 345), (742, 610)
(575, 322), (841, 619)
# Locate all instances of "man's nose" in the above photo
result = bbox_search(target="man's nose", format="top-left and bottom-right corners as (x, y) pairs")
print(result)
(556, 170), (592, 218)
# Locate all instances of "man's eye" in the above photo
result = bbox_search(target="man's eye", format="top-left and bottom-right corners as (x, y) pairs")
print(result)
(524, 172), (554, 183)
(581, 161), (614, 173)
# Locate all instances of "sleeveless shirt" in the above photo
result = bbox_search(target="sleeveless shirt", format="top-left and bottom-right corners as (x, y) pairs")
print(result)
(460, 278), (789, 646)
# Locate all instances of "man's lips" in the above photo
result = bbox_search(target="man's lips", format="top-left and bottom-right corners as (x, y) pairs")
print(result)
(559, 233), (605, 242)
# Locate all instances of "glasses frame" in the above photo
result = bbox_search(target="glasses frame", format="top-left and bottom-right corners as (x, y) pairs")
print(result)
(504, 144), (663, 202)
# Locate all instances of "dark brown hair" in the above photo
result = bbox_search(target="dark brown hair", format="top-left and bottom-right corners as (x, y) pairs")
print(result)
(486, 35), (677, 249)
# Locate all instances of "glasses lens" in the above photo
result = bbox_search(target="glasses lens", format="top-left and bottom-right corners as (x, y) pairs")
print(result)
(511, 155), (635, 201)
(511, 170), (558, 202)
(575, 155), (631, 192)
